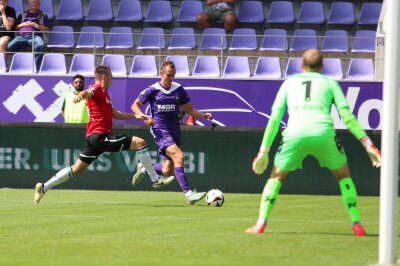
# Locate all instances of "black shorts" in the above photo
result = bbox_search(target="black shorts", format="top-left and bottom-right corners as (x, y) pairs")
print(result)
(79, 133), (133, 164)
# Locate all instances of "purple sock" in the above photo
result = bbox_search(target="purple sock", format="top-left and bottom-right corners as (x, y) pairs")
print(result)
(153, 163), (163, 175)
(174, 167), (190, 193)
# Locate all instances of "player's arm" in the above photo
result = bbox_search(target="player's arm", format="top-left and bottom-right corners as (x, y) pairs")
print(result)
(338, 107), (381, 167)
(181, 102), (212, 120)
(111, 107), (148, 121)
(73, 90), (93, 103)
(131, 98), (154, 126)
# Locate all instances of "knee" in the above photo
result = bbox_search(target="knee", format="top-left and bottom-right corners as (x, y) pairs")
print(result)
(224, 14), (237, 25)
(134, 137), (146, 149)
(174, 152), (185, 165)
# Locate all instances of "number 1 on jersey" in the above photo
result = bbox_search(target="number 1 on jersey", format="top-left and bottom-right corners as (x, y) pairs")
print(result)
(302, 81), (312, 102)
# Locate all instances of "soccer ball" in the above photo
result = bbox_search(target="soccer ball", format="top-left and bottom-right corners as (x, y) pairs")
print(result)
(206, 189), (224, 207)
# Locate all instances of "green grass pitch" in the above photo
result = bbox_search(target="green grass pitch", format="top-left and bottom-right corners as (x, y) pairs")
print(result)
(0, 189), (398, 266)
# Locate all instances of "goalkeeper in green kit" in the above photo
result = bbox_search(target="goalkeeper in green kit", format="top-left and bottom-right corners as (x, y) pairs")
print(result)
(246, 49), (381, 236)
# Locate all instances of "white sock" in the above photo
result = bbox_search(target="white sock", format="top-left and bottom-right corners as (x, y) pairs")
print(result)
(136, 147), (159, 182)
(185, 190), (192, 197)
(44, 167), (74, 192)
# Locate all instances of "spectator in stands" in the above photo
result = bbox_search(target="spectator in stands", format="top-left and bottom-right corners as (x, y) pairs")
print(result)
(61, 74), (89, 124)
(0, 0), (16, 53)
(7, 0), (50, 68)
(197, 0), (236, 33)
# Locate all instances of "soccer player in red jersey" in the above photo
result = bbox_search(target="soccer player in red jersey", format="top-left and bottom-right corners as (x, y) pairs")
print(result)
(34, 65), (174, 204)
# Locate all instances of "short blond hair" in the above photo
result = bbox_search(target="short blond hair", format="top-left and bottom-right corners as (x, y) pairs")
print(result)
(302, 49), (323, 71)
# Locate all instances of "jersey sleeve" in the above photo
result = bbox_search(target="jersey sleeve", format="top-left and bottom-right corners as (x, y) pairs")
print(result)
(180, 87), (191, 105)
(138, 87), (153, 104)
(331, 80), (349, 110)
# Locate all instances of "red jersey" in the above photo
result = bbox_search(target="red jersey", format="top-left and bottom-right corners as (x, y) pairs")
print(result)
(85, 84), (113, 137)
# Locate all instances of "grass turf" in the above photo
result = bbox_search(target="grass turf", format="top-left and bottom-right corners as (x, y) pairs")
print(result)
(0, 189), (397, 266)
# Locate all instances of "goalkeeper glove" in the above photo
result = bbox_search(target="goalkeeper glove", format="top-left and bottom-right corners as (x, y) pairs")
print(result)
(252, 146), (270, 175)
(361, 136), (381, 168)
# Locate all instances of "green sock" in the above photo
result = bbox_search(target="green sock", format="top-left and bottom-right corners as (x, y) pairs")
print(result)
(339, 177), (361, 224)
(258, 178), (282, 223)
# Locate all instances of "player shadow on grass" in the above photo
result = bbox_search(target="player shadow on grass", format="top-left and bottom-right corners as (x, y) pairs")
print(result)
(265, 231), (378, 237)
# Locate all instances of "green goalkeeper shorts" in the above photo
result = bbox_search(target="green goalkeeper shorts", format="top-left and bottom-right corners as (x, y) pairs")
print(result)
(274, 135), (347, 171)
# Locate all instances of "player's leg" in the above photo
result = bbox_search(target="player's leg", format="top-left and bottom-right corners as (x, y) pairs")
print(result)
(165, 144), (206, 204)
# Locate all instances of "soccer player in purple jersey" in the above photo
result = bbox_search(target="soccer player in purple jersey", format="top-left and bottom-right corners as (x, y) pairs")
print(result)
(131, 61), (213, 205)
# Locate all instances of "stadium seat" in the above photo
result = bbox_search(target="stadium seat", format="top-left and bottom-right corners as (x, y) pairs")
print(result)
(76, 26), (105, 49)
(40, 0), (54, 20)
(192, 56), (220, 77)
(290, 29), (318, 52)
(56, 0), (84, 21)
(130, 55), (158, 76)
(102, 54), (127, 76)
(359, 3), (382, 26)
(351, 30), (376, 54)
(145, 0), (173, 23)
(285, 57), (302, 77)
(328, 2), (355, 26)
(177, 0), (204, 23)
(47, 26), (75, 49)
(166, 55), (190, 76)
(39, 53), (67, 74)
(105, 27), (134, 50)
(267, 1), (295, 24)
(260, 29), (288, 52)
(9, 53), (36, 73)
(237, 1), (265, 24)
(85, 0), (113, 22)
(8, 0), (23, 18)
(321, 58), (343, 80)
(223, 56), (251, 77)
(168, 27), (197, 51)
(321, 30), (348, 53)
(138, 27), (166, 50)
(199, 28), (227, 51)
(347, 58), (374, 80)
(69, 54), (95, 75)
(114, 0), (143, 23)
(0, 53), (6, 73)
(253, 57), (282, 78)
(229, 28), (258, 51)
(297, 1), (325, 25)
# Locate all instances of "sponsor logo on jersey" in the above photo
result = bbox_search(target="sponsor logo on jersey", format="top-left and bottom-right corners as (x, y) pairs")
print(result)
(157, 104), (176, 112)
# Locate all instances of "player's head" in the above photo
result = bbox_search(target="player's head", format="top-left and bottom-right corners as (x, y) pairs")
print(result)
(160, 61), (176, 89)
(301, 49), (324, 73)
(72, 74), (85, 92)
(95, 65), (113, 89)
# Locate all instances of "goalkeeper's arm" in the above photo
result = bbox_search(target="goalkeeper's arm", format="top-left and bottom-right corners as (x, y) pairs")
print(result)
(338, 107), (381, 168)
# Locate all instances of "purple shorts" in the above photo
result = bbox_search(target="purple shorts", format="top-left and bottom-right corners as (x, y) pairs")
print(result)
(151, 128), (181, 160)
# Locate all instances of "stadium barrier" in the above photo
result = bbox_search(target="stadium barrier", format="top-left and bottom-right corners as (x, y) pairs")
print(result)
(0, 123), (382, 196)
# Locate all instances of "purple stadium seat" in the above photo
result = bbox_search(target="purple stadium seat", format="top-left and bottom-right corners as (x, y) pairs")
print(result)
(166, 55), (190, 76)
(39, 53), (67, 74)
(321, 58), (343, 80)
(76, 26), (105, 49)
(40, 0), (54, 20)
(69, 54), (95, 75)
(168, 27), (196, 51)
(102, 54), (127, 76)
(0, 53), (6, 73)
(85, 0), (113, 22)
(106, 27), (134, 50)
(267, 1), (295, 24)
(8, 0), (23, 18)
(348, 58), (374, 80)
(56, 0), (84, 21)
(260, 29), (288, 52)
(192, 56), (220, 77)
(290, 29), (318, 52)
(115, 0), (143, 23)
(9, 53), (36, 73)
(177, 0), (203, 23)
(138, 27), (166, 50)
(253, 57), (282, 78)
(351, 30), (376, 54)
(145, 0), (173, 23)
(359, 3), (382, 26)
(328, 2), (355, 26)
(223, 56), (251, 77)
(199, 28), (227, 51)
(237, 1), (265, 24)
(47, 26), (75, 48)
(130, 55), (158, 77)
(229, 28), (258, 51)
(285, 57), (302, 77)
(297, 1), (325, 25)
(321, 30), (348, 53)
